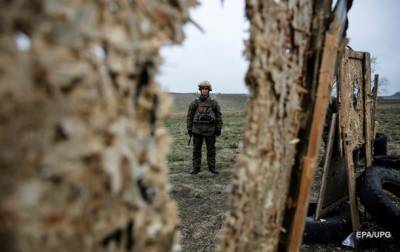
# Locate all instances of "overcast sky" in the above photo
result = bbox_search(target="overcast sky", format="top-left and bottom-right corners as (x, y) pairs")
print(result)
(157, 0), (399, 95)
(348, 0), (400, 95)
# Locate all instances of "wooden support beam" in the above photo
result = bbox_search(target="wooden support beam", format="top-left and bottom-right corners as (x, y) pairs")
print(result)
(348, 51), (364, 60)
(344, 144), (361, 237)
(315, 113), (337, 219)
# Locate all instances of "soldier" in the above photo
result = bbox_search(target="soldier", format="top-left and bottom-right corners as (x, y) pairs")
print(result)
(187, 81), (223, 175)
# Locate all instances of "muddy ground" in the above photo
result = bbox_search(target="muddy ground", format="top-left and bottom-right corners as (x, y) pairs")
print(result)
(165, 100), (400, 252)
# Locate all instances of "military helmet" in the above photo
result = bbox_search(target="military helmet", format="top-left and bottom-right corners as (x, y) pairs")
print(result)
(198, 81), (212, 91)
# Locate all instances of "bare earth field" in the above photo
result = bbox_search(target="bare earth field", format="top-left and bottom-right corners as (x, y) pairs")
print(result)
(165, 97), (400, 252)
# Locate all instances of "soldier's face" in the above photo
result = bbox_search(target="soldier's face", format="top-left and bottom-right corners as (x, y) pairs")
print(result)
(201, 88), (209, 96)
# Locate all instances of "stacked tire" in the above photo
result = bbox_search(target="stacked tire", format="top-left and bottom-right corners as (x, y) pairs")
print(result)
(303, 202), (352, 243)
(358, 133), (400, 238)
(357, 166), (400, 238)
(374, 133), (388, 156)
(373, 155), (400, 170)
(303, 133), (399, 244)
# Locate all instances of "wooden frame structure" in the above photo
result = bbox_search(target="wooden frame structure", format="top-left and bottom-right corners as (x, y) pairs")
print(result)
(315, 47), (378, 238)
(337, 48), (374, 233)
(282, 0), (381, 249)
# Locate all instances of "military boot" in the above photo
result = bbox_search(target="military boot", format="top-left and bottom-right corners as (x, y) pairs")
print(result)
(190, 168), (201, 175)
(208, 167), (219, 175)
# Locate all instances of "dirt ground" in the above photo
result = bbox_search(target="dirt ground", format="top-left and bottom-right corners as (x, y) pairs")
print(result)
(165, 100), (400, 252)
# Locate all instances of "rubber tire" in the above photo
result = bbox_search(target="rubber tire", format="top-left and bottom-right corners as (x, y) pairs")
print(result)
(374, 133), (387, 156)
(373, 155), (400, 170)
(303, 202), (352, 244)
(357, 167), (400, 238)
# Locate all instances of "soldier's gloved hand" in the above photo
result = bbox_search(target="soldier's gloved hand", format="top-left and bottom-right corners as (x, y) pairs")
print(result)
(215, 129), (221, 137)
(188, 130), (193, 136)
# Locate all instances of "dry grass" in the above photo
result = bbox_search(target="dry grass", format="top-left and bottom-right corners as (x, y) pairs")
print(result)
(376, 99), (400, 155)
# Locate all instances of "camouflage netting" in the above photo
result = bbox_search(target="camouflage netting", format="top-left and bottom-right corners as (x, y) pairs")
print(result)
(0, 0), (195, 251)
(218, 1), (314, 251)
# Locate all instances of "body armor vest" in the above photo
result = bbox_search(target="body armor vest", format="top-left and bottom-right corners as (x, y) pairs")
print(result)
(193, 99), (216, 124)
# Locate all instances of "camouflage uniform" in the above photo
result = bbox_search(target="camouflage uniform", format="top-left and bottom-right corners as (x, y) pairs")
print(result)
(187, 93), (222, 174)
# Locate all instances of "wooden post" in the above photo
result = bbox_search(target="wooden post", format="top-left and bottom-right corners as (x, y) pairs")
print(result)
(218, 1), (317, 251)
(343, 141), (361, 236)
(371, 74), (379, 140)
(363, 53), (373, 168)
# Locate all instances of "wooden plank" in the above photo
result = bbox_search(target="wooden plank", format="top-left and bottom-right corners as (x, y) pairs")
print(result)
(285, 9), (346, 252)
(343, 55), (365, 147)
(363, 53), (373, 168)
(316, 113), (338, 219)
(348, 50), (364, 60)
(317, 154), (348, 215)
(317, 196), (347, 218)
